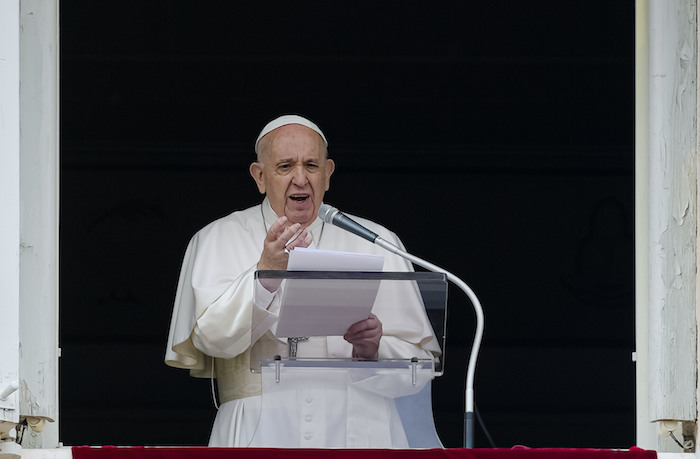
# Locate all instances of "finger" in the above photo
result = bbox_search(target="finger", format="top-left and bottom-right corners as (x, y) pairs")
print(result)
(345, 331), (380, 345)
(346, 322), (382, 338)
(258, 218), (300, 271)
(280, 224), (303, 248)
(265, 216), (289, 242)
(287, 230), (312, 250)
(270, 222), (301, 248)
(345, 314), (380, 333)
(265, 217), (302, 245)
(284, 226), (305, 247)
(345, 317), (382, 341)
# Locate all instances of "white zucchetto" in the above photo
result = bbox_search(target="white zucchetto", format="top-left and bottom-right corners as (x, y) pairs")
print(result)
(255, 114), (328, 152)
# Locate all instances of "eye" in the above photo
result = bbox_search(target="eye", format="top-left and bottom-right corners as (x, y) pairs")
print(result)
(305, 162), (319, 171)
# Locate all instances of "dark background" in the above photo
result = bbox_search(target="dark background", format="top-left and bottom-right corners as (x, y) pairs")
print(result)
(59, 1), (635, 449)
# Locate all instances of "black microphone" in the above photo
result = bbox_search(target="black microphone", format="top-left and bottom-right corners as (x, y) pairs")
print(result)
(318, 203), (379, 243)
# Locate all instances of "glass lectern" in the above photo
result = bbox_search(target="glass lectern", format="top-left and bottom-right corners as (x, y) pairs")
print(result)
(245, 271), (447, 448)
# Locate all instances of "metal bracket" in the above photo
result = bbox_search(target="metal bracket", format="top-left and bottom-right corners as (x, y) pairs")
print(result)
(410, 357), (418, 386)
(0, 381), (19, 410)
(274, 355), (282, 383)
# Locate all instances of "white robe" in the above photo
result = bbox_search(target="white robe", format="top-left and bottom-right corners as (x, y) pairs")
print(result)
(165, 198), (440, 447)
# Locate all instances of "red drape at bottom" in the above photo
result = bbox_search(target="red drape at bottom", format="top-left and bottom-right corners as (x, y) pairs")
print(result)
(72, 446), (656, 459)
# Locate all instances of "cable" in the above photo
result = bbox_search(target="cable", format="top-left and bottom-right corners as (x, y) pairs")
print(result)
(210, 356), (219, 410)
(475, 403), (496, 448)
(669, 431), (685, 450)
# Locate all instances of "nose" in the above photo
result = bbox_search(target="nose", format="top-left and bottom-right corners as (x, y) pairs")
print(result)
(291, 164), (308, 186)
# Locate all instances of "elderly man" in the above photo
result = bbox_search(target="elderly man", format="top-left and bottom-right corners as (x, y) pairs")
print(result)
(165, 115), (439, 448)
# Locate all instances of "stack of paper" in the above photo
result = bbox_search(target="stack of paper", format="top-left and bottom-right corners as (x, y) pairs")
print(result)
(274, 248), (384, 338)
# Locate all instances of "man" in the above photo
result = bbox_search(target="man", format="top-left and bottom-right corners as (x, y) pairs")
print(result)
(165, 115), (439, 448)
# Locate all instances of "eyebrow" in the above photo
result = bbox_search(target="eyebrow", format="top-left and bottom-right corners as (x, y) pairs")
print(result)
(275, 157), (320, 165)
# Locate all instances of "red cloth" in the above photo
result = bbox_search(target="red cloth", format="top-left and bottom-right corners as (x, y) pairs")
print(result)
(72, 446), (656, 459)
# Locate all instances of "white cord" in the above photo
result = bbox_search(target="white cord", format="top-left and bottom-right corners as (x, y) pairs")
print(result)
(210, 356), (219, 410)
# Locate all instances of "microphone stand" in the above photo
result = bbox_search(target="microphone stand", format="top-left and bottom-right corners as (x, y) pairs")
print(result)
(373, 236), (484, 449)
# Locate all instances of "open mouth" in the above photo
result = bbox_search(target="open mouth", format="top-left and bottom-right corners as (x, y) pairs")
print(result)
(289, 194), (309, 202)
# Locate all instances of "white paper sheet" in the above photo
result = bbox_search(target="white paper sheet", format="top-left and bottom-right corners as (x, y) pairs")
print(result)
(274, 248), (384, 338)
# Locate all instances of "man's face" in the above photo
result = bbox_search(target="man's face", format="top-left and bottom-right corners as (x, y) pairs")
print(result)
(250, 124), (335, 227)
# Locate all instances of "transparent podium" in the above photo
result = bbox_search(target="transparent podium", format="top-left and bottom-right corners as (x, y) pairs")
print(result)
(249, 271), (447, 449)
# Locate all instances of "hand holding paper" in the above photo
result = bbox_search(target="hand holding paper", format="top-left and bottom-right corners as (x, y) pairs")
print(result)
(344, 313), (382, 360)
(274, 248), (384, 339)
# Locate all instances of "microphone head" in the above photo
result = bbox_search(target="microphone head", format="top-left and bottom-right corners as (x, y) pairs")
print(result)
(318, 203), (338, 223)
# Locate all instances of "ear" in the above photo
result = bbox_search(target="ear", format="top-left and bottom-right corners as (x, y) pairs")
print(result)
(249, 162), (266, 194)
(324, 159), (336, 191)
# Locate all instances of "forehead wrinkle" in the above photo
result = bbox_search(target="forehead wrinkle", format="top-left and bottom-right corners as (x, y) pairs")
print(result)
(260, 125), (327, 165)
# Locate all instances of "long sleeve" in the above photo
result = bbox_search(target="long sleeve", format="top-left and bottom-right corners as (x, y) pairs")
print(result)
(165, 205), (278, 374)
(165, 202), (440, 378)
(192, 265), (261, 358)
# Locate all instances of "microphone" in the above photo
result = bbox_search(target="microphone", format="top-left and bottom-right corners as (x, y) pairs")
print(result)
(318, 203), (379, 244)
(318, 202), (485, 448)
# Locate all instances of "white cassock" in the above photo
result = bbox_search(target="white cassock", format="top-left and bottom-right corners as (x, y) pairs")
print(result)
(165, 198), (441, 448)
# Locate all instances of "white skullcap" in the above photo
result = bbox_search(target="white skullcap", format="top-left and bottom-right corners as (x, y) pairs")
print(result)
(255, 114), (329, 152)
